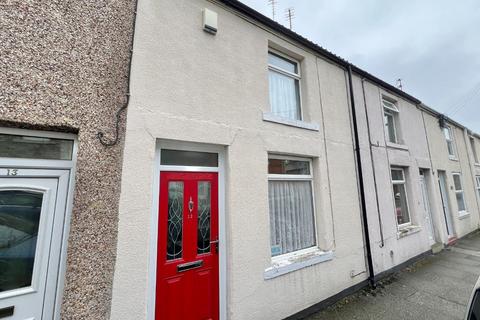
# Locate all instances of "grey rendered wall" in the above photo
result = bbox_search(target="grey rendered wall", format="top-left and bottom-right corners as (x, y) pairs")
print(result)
(110, 0), (368, 319)
(465, 133), (480, 211)
(1, 1), (135, 319)
(423, 113), (480, 239)
(352, 76), (433, 275)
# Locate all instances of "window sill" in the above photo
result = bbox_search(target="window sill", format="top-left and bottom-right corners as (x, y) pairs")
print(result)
(397, 225), (422, 239)
(264, 249), (334, 280)
(474, 163), (480, 167)
(449, 156), (459, 162)
(459, 212), (471, 220)
(262, 113), (320, 131)
(386, 142), (409, 151)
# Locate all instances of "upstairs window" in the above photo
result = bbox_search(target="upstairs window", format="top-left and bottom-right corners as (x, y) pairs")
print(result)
(470, 137), (479, 164)
(452, 173), (467, 213)
(391, 168), (410, 227)
(268, 156), (315, 257)
(444, 126), (456, 159)
(383, 99), (400, 144)
(268, 51), (301, 121)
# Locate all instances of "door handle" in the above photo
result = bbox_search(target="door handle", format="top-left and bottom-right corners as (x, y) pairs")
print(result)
(0, 306), (14, 318)
(210, 239), (219, 253)
(177, 260), (203, 273)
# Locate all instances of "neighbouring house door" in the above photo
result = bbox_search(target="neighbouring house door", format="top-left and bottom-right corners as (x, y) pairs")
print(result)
(420, 171), (435, 245)
(0, 176), (67, 319)
(156, 172), (219, 320)
(438, 171), (455, 238)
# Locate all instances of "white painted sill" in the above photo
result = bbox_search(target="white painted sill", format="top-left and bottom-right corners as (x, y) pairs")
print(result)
(386, 142), (409, 151)
(262, 112), (320, 131)
(397, 225), (422, 239)
(474, 163), (480, 167)
(449, 156), (459, 162)
(264, 249), (334, 280)
(459, 212), (471, 220)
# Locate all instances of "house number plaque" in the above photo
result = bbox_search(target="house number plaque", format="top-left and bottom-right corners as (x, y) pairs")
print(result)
(1, 168), (19, 176)
(7, 169), (19, 176)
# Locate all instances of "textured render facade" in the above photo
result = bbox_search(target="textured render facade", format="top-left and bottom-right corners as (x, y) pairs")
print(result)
(2, 0), (480, 319)
(1, 1), (135, 318)
(469, 134), (480, 204)
(421, 110), (480, 241)
(110, 0), (368, 319)
(353, 73), (480, 278)
(110, 0), (480, 319)
(352, 77), (434, 276)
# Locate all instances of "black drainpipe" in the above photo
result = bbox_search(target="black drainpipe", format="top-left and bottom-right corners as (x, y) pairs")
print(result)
(97, 0), (139, 147)
(347, 65), (376, 288)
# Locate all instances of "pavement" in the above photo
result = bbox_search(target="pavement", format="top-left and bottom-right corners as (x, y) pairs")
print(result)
(306, 230), (480, 320)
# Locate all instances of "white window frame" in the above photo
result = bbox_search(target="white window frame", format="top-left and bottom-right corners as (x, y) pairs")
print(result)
(382, 99), (400, 144)
(470, 136), (479, 164)
(444, 126), (457, 159)
(0, 127), (78, 320)
(267, 154), (318, 263)
(267, 49), (303, 121)
(452, 172), (468, 214)
(391, 167), (412, 229)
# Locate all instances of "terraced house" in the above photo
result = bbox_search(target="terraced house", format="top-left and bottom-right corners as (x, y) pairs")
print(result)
(421, 108), (480, 244)
(1, 0), (479, 319)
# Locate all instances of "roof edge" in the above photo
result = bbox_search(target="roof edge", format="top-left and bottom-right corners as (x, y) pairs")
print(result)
(419, 104), (480, 136)
(218, 0), (421, 105)
(217, 0), (478, 136)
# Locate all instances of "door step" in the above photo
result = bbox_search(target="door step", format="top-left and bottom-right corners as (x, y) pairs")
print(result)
(431, 242), (444, 254)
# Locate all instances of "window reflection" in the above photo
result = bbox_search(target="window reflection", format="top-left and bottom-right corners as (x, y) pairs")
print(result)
(0, 191), (43, 292)
(0, 134), (73, 160)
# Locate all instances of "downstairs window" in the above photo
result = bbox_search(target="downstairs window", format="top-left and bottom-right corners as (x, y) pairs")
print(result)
(268, 157), (316, 257)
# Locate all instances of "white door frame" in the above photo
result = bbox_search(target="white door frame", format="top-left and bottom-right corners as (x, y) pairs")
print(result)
(419, 171), (435, 245)
(147, 139), (227, 320)
(0, 127), (77, 319)
(438, 171), (455, 238)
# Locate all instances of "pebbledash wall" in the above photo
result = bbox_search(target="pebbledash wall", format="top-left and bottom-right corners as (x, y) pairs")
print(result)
(1, 1), (135, 318)
(110, 0), (369, 319)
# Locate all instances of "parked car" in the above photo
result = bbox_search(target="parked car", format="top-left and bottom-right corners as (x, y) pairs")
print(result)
(466, 276), (480, 320)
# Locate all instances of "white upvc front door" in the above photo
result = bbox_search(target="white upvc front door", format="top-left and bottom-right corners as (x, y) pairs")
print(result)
(419, 173), (435, 245)
(438, 171), (455, 238)
(0, 170), (70, 320)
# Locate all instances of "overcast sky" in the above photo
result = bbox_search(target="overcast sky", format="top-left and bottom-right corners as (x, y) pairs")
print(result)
(239, 0), (480, 132)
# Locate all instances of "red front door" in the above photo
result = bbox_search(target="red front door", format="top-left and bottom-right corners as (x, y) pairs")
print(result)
(156, 172), (219, 320)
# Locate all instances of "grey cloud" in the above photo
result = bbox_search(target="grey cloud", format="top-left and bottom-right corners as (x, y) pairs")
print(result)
(240, 0), (480, 132)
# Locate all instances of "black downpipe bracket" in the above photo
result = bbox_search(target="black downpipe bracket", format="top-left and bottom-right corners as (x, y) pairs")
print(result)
(347, 65), (376, 288)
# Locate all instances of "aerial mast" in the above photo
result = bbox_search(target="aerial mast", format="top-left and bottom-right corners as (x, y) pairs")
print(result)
(267, 0), (277, 21)
(285, 7), (295, 30)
